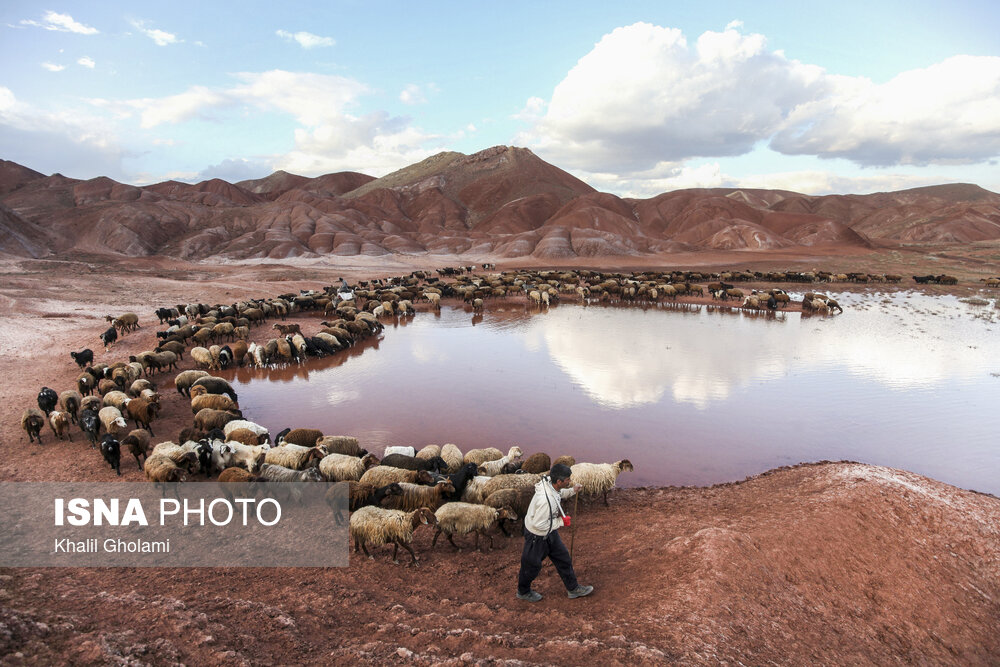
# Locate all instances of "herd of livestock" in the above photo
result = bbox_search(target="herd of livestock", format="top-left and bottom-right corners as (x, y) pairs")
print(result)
(17, 265), (995, 561)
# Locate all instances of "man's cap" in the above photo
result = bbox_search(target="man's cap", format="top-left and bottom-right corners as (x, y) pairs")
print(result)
(550, 463), (572, 481)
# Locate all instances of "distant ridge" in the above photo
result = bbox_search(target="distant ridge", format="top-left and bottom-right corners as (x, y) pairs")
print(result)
(1, 149), (998, 260)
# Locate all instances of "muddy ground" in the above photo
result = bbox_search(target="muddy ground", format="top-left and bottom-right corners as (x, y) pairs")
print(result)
(1, 247), (999, 665)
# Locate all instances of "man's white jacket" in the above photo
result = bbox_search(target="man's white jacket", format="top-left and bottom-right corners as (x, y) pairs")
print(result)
(524, 477), (577, 537)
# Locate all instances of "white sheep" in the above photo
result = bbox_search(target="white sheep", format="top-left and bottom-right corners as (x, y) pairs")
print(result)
(477, 446), (523, 477)
(383, 445), (415, 458)
(223, 419), (270, 443)
(318, 453), (378, 482)
(349, 506), (437, 564)
(459, 475), (494, 504)
(432, 502), (518, 552)
(440, 443), (464, 473)
(217, 441), (268, 474)
(264, 444), (327, 470)
(463, 446), (505, 466)
(415, 444), (441, 460)
(358, 466), (435, 488)
(98, 406), (129, 439)
(570, 459), (634, 505)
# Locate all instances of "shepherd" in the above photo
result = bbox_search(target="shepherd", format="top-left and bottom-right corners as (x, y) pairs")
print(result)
(516, 463), (594, 602)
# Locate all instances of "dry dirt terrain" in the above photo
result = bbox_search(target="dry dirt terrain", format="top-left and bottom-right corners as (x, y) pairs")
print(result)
(1, 250), (999, 665)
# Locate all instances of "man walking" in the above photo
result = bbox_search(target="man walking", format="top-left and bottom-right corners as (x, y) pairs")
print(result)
(516, 463), (594, 602)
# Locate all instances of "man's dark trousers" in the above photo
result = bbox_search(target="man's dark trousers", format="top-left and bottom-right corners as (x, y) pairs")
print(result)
(517, 529), (579, 594)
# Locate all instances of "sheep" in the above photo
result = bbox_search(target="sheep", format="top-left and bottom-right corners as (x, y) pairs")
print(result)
(358, 466), (436, 488)
(128, 379), (155, 397)
(37, 387), (58, 413)
(384, 445), (416, 457)
(191, 376), (238, 403)
(109, 312), (139, 332)
(190, 346), (215, 369)
(459, 475), (494, 504)
(100, 434), (122, 476)
(174, 369), (210, 397)
(79, 408), (101, 448)
(48, 411), (72, 441)
(154, 340), (185, 360)
(223, 419), (270, 444)
(70, 348), (94, 368)
(102, 390), (130, 410)
(380, 454), (448, 473)
(415, 444), (441, 460)
(125, 396), (160, 435)
(214, 441), (267, 474)
(98, 406), (129, 439)
(80, 395), (103, 415)
(144, 453), (189, 483)
(349, 506), (437, 564)
(100, 326), (118, 349)
(226, 428), (265, 447)
(278, 428), (324, 447)
(257, 463), (323, 483)
(315, 435), (367, 457)
(151, 441), (203, 472)
(121, 429), (152, 469)
(432, 502), (518, 552)
(218, 467), (257, 483)
(570, 459), (634, 505)
(383, 480), (455, 513)
(273, 322), (301, 336)
(59, 390), (81, 424)
(478, 446), (523, 477)
(191, 393), (239, 414)
(463, 446), (505, 466)
(318, 453), (380, 482)
(552, 455), (576, 468)
(21, 408), (46, 444)
(440, 443), (464, 473)
(193, 408), (242, 433)
(480, 473), (542, 501)
(264, 444), (327, 470)
(77, 372), (96, 397)
(483, 487), (536, 530)
(97, 378), (119, 396)
(345, 482), (404, 515)
(521, 452), (551, 474)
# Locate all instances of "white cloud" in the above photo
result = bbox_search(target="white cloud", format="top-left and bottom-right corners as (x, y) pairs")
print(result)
(0, 86), (127, 179)
(131, 19), (180, 46)
(276, 30), (335, 49)
(400, 84), (426, 105)
(77, 56), (95, 69)
(130, 86), (231, 128)
(519, 22), (1000, 177)
(772, 55), (1000, 166)
(42, 63), (65, 72)
(21, 11), (98, 35)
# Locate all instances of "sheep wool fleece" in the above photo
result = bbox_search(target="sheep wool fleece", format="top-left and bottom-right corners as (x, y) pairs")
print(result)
(517, 478), (580, 595)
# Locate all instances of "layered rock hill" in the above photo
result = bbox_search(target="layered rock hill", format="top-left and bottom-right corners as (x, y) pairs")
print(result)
(2, 148), (999, 260)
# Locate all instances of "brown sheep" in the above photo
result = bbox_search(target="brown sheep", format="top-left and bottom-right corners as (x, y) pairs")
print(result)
(226, 428), (265, 447)
(59, 390), (82, 424)
(81, 395), (103, 414)
(126, 396), (160, 435)
(97, 378), (118, 396)
(48, 411), (72, 441)
(144, 453), (189, 483)
(280, 428), (324, 446)
(552, 455), (576, 468)
(77, 373), (96, 396)
(520, 452), (551, 474)
(219, 467), (257, 483)
(121, 429), (152, 469)
(175, 369), (210, 397)
(193, 408), (242, 432)
(273, 322), (301, 336)
(315, 435), (366, 456)
(190, 393), (239, 414)
(21, 408), (46, 444)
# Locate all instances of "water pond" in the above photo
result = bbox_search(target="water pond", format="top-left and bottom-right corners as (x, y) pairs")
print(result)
(225, 291), (1000, 495)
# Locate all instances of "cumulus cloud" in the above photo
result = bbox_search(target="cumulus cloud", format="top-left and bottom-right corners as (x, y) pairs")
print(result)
(399, 84), (426, 105)
(276, 30), (335, 49)
(42, 63), (65, 72)
(0, 86), (127, 179)
(519, 22), (1000, 175)
(21, 11), (98, 34)
(131, 19), (180, 46)
(195, 157), (274, 183)
(106, 70), (442, 177)
(772, 55), (1000, 166)
(518, 22), (827, 172)
(77, 56), (95, 69)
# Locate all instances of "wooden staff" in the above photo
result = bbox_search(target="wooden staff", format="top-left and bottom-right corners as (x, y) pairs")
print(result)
(569, 491), (580, 558)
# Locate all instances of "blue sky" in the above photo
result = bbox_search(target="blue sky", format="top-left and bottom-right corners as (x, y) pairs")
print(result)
(2, 1), (999, 196)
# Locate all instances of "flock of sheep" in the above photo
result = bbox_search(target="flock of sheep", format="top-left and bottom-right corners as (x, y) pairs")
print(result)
(20, 264), (989, 563)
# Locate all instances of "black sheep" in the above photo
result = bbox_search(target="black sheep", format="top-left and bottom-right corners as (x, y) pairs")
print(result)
(79, 408), (101, 448)
(443, 462), (480, 501)
(379, 454), (448, 474)
(309, 336), (337, 356)
(100, 434), (121, 476)
(100, 326), (118, 349)
(70, 349), (94, 368)
(195, 439), (213, 476)
(218, 345), (233, 369)
(37, 387), (58, 413)
(190, 376), (238, 403)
